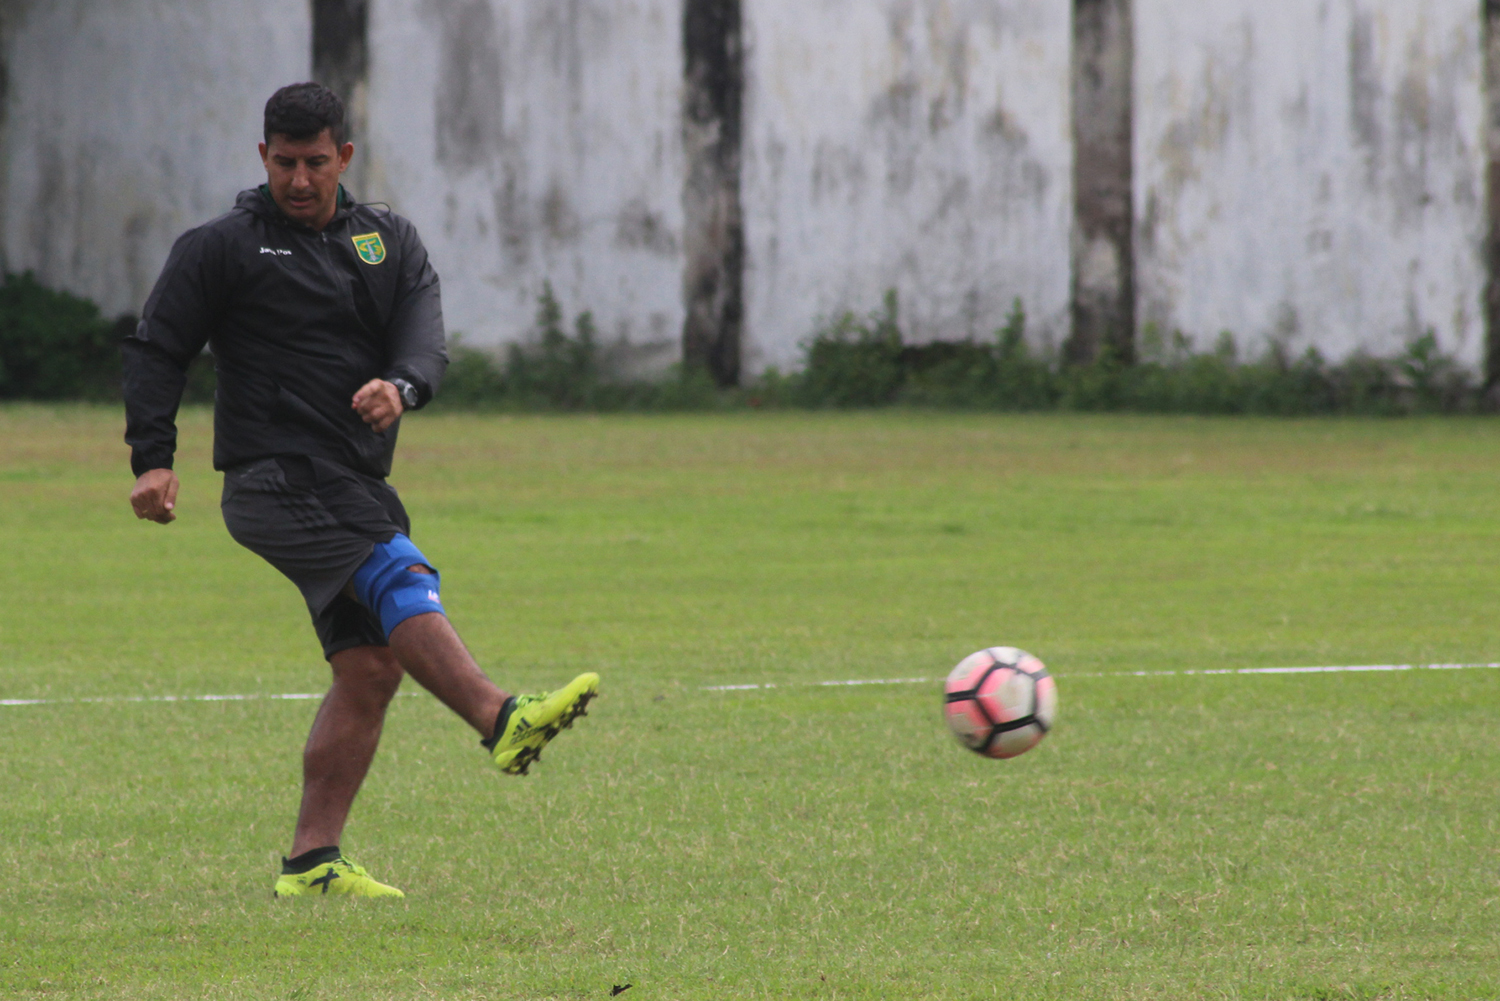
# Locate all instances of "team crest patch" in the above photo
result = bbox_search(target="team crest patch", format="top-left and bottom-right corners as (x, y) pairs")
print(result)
(352, 231), (386, 265)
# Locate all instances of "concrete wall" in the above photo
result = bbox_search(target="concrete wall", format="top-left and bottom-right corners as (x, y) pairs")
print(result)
(0, 0), (310, 317)
(0, 0), (1491, 372)
(1135, 1), (1486, 366)
(364, 0), (686, 367)
(742, 0), (1073, 368)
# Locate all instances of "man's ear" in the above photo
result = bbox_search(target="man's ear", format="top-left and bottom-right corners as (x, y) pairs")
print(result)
(338, 143), (354, 173)
(259, 141), (269, 167)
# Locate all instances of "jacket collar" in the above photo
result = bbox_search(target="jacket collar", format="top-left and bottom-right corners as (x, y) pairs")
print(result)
(239, 184), (356, 232)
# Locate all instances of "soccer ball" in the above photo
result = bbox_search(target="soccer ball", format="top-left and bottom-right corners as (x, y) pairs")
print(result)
(943, 647), (1057, 759)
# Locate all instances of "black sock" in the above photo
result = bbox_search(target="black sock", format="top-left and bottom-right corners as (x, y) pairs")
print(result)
(480, 696), (517, 751)
(281, 845), (341, 874)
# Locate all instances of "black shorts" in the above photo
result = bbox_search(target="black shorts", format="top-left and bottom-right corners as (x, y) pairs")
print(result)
(220, 456), (411, 659)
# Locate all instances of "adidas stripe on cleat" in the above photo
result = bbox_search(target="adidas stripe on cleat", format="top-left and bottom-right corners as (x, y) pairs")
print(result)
(483, 672), (599, 775)
(273, 855), (405, 899)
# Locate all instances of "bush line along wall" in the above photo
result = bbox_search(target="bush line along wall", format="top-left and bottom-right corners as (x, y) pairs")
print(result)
(443, 286), (1479, 416)
(0, 273), (1477, 416)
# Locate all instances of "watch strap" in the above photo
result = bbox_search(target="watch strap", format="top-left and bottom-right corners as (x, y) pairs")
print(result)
(389, 378), (419, 409)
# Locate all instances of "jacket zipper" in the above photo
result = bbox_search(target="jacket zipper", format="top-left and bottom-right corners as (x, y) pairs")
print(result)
(318, 223), (381, 430)
(319, 228), (363, 331)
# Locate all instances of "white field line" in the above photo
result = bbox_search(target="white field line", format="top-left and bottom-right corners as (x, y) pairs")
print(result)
(702, 662), (1500, 692)
(0, 692), (422, 708)
(3, 663), (1497, 708)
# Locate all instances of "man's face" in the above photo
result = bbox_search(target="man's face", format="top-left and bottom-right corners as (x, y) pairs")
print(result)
(259, 130), (353, 230)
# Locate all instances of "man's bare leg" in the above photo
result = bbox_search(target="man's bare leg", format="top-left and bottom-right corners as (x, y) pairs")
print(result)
(288, 613), (509, 856)
(386, 602), (596, 777)
(283, 571), (593, 870)
(289, 645), (405, 857)
(387, 611), (510, 735)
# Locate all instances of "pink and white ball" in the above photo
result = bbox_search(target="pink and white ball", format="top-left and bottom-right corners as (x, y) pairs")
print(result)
(943, 648), (1057, 759)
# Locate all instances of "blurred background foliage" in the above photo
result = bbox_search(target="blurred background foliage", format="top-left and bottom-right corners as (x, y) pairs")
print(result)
(0, 272), (1479, 416)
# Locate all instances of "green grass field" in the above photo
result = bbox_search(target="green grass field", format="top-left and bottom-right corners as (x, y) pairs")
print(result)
(2, 405), (1499, 1000)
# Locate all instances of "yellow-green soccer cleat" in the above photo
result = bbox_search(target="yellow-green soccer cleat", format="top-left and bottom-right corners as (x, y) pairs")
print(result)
(484, 672), (600, 776)
(273, 856), (405, 899)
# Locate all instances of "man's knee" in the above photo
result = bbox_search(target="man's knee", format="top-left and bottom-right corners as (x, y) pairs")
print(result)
(330, 646), (404, 703)
(330, 654), (405, 717)
(350, 534), (447, 639)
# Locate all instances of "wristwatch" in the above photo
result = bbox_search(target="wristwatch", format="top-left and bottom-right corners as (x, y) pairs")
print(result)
(389, 378), (419, 410)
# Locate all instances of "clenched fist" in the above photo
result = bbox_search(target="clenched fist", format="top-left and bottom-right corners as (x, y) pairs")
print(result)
(131, 468), (180, 524)
(352, 379), (404, 433)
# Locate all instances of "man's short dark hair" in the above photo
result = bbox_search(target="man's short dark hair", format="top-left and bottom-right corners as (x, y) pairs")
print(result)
(264, 82), (346, 147)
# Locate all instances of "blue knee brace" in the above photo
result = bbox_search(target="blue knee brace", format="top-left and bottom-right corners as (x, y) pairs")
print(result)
(351, 533), (446, 639)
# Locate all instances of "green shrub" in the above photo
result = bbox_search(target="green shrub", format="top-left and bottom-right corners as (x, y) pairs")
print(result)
(795, 290), (905, 407)
(439, 337), (508, 407)
(436, 284), (731, 412)
(436, 286), (1481, 416)
(4, 272), (1483, 418)
(643, 365), (725, 411)
(502, 283), (607, 409)
(897, 302), (1056, 410)
(797, 293), (1477, 416)
(0, 272), (122, 400)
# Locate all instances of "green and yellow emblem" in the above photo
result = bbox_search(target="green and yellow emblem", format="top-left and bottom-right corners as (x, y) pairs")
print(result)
(352, 231), (386, 265)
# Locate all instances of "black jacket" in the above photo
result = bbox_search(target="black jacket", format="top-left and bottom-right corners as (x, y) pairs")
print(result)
(123, 186), (448, 479)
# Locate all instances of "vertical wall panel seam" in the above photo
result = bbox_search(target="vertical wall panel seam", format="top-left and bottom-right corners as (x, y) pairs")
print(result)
(1070, 0), (1135, 365)
(681, 0), (745, 386)
(312, 0), (369, 193)
(1485, 0), (1500, 385)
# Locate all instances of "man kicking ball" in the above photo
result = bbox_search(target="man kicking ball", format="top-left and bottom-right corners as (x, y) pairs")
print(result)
(122, 82), (597, 899)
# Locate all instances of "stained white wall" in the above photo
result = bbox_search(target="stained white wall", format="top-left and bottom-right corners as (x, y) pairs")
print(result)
(742, 0), (1074, 369)
(1135, 1), (1486, 365)
(0, 0), (1491, 371)
(0, 0), (310, 317)
(364, 0), (686, 364)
